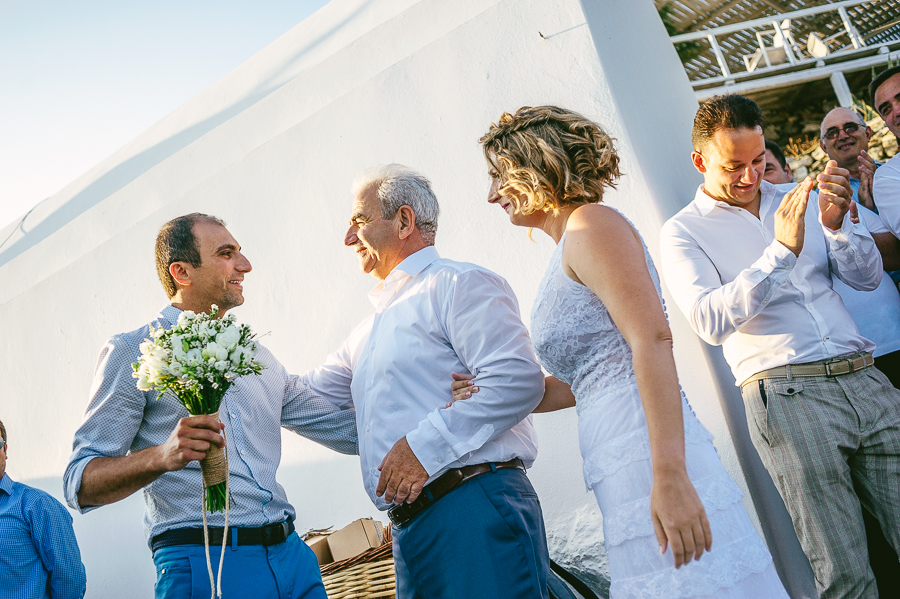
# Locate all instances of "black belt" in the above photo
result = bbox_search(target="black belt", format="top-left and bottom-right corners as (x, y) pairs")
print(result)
(151, 519), (294, 553)
(388, 458), (525, 528)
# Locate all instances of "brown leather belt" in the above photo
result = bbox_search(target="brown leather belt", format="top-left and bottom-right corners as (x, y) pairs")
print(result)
(387, 458), (525, 528)
(741, 352), (874, 388)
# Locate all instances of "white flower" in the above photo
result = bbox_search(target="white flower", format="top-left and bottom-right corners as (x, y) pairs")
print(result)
(168, 361), (183, 375)
(170, 335), (187, 362)
(186, 348), (202, 366)
(215, 346), (230, 361)
(136, 374), (151, 391)
(144, 356), (165, 375)
(230, 347), (245, 366)
(216, 326), (241, 350)
(139, 341), (154, 356)
(177, 310), (196, 327)
(202, 342), (220, 360)
(214, 360), (229, 372)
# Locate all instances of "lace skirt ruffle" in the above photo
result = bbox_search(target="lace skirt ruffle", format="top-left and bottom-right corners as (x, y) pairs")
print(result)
(578, 392), (789, 598)
(580, 406), (714, 491)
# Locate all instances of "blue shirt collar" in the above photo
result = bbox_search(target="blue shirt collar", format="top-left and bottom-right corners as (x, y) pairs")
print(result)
(0, 473), (13, 496)
(159, 304), (182, 326)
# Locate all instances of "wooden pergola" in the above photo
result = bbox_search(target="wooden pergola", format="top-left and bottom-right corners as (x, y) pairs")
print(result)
(655, 0), (900, 97)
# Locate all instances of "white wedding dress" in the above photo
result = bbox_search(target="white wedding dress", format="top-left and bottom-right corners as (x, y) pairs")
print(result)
(530, 223), (790, 598)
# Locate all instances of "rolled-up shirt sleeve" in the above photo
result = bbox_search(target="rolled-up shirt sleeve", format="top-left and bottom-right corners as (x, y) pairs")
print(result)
(821, 207), (882, 291)
(405, 270), (544, 476)
(64, 336), (147, 513)
(660, 220), (797, 346)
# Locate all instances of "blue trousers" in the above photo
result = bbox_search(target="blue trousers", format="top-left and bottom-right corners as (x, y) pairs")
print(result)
(153, 532), (326, 599)
(392, 467), (550, 599)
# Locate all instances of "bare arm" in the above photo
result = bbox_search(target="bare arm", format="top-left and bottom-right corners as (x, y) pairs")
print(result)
(77, 415), (224, 508)
(565, 205), (710, 568)
(450, 373), (575, 412)
(874, 232), (900, 271)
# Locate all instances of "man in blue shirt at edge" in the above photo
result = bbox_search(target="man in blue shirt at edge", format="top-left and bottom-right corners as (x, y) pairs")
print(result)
(63, 213), (358, 599)
(0, 418), (87, 599)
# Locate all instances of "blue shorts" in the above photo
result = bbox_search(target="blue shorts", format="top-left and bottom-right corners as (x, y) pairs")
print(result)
(153, 532), (326, 599)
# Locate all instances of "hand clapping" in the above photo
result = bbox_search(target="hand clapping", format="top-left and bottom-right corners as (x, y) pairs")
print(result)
(816, 160), (854, 231)
(774, 176), (815, 257)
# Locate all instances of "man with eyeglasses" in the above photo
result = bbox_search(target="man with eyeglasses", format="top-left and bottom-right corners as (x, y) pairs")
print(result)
(0, 419), (86, 599)
(819, 108), (880, 211)
(815, 108), (900, 390)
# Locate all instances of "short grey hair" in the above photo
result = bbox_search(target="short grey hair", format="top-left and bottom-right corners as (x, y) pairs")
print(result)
(352, 164), (439, 244)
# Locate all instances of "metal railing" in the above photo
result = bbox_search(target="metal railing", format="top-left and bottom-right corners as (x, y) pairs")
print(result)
(668, 0), (900, 88)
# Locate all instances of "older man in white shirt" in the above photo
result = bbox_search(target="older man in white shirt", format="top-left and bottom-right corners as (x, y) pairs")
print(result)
(660, 94), (900, 599)
(303, 164), (549, 599)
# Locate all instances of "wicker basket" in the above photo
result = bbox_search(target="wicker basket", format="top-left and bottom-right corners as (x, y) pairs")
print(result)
(320, 532), (395, 599)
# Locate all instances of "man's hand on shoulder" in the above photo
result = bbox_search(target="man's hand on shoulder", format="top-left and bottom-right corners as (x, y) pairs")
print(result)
(376, 436), (427, 505)
(816, 161), (853, 231)
(155, 415), (225, 472)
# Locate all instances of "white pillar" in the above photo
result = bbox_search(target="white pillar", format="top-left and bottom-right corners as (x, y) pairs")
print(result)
(831, 71), (854, 107)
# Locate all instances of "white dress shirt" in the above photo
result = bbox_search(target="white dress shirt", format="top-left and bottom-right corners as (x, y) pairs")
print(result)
(303, 246), (544, 510)
(832, 203), (900, 357)
(660, 181), (880, 384)
(873, 153), (900, 237)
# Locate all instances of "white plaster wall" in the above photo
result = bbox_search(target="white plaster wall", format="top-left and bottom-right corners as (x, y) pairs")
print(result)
(0, 0), (757, 597)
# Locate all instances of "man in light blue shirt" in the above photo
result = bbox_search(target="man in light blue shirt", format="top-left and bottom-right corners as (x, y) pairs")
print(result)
(64, 213), (358, 599)
(304, 165), (549, 599)
(0, 419), (86, 599)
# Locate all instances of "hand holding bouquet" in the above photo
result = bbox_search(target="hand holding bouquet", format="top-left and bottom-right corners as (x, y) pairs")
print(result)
(133, 305), (265, 512)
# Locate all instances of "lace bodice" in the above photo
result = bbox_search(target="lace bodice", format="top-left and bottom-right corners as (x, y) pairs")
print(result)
(531, 222), (662, 412)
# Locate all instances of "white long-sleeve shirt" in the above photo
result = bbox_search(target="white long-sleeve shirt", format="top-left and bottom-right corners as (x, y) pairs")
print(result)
(303, 246), (544, 510)
(832, 203), (900, 358)
(873, 153), (900, 237)
(660, 182), (880, 384)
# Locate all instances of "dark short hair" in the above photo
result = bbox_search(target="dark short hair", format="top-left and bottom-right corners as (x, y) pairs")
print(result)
(155, 213), (226, 298)
(765, 140), (787, 169)
(871, 65), (900, 103)
(692, 94), (765, 151)
(0, 418), (6, 444)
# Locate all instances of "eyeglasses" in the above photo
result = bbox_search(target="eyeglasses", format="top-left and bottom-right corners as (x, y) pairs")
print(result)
(823, 122), (861, 141)
(0, 439), (5, 451)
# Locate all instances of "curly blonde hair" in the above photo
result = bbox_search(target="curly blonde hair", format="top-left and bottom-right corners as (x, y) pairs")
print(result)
(479, 106), (621, 215)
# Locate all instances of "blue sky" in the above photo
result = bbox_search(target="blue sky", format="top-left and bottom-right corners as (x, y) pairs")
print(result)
(0, 0), (329, 230)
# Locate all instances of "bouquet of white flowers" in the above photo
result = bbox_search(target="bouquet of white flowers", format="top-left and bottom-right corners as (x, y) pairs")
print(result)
(133, 305), (265, 512)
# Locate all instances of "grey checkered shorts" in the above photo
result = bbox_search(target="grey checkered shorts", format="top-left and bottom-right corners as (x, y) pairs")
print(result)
(742, 365), (900, 599)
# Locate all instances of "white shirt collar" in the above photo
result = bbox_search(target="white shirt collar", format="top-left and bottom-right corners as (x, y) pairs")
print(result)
(693, 180), (777, 217)
(368, 245), (440, 307)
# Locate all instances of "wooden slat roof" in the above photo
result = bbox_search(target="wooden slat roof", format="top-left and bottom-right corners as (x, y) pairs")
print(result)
(655, 0), (900, 81)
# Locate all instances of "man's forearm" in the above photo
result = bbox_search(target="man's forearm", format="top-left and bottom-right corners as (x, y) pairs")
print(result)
(77, 447), (166, 508)
(874, 231), (900, 270)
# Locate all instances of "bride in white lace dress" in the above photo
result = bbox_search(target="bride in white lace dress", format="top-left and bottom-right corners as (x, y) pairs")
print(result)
(452, 106), (789, 598)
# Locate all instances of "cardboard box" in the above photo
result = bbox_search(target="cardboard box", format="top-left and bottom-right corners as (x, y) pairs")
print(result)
(304, 534), (333, 566)
(327, 518), (382, 562)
